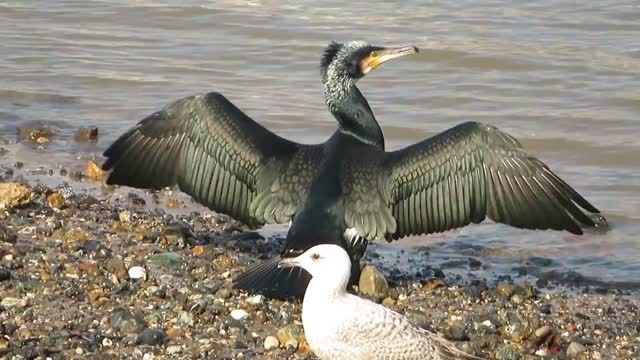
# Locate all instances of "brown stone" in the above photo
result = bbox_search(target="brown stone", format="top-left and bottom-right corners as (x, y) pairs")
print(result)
(165, 198), (184, 209)
(358, 265), (389, 299)
(423, 278), (445, 291)
(16, 126), (53, 142)
(0, 182), (34, 209)
(85, 160), (106, 179)
(47, 192), (66, 209)
(193, 245), (205, 257)
(64, 228), (89, 244)
(75, 127), (99, 142)
(213, 255), (235, 269)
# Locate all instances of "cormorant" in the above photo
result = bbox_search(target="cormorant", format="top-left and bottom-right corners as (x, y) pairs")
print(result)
(102, 41), (605, 299)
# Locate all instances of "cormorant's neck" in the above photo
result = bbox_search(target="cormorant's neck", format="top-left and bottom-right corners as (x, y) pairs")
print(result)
(325, 83), (384, 149)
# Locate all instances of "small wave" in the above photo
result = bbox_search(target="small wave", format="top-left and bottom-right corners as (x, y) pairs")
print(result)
(0, 89), (77, 104)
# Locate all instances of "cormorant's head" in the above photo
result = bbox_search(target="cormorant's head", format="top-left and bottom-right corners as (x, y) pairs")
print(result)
(320, 41), (418, 108)
(320, 41), (419, 83)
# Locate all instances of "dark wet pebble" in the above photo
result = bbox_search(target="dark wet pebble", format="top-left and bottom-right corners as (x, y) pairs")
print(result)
(466, 280), (488, 298)
(75, 127), (99, 142)
(81, 240), (112, 258)
(0, 267), (10, 281)
(468, 257), (482, 269)
(77, 194), (100, 208)
(13, 161), (23, 168)
(575, 312), (590, 320)
(527, 256), (555, 267)
(497, 344), (521, 360)
(513, 284), (536, 299)
(128, 192), (146, 205)
(110, 308), (147, 336)
(136, 328), (167, 346)
(215, 287), (232, 300)
(442, 320), (469, 341)
(0, 224), (17, 244)
(208, 303), (227, 316)
(163, 222), (197, 246)
(69, 170), (83, 181)
(30, 168), (50, 176)
(189, 298), (209, 315)
(64, 285), (84, 299)
(1, 321), (17, 336)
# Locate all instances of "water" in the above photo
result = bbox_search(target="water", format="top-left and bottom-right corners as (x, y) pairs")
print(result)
(1, 1), (639, 290)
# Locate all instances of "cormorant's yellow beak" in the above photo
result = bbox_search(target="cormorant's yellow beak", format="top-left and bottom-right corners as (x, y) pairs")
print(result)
(360, 46), (419, 75)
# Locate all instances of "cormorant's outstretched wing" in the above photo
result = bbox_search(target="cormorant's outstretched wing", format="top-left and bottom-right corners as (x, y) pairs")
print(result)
(102, 92), (322, 227)
(345, 121), (601, 240)
(384, 121), (600, 239)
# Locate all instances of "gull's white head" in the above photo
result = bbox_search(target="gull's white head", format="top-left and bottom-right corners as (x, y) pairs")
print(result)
(278, 244), (352, 293)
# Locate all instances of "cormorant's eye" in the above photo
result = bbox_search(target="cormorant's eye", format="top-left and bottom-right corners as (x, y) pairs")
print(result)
(311, 253), (320, 261)
(370, 51), (379, 58)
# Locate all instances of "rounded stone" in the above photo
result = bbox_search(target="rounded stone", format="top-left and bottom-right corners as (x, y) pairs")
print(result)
(358, 265), (389, 299)
(128, 266), (147, 280)
(263, 335), (279, 350)
(230, 309), (250, 320)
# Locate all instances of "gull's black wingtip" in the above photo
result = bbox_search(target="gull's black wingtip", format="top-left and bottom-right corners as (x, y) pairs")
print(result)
(232, 256), (311, 300)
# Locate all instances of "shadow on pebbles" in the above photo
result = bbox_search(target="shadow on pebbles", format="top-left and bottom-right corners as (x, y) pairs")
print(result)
(0, 180), (638, 360)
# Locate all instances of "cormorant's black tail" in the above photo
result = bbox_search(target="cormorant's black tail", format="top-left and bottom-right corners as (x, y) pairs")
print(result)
(232, 257), (311, 300)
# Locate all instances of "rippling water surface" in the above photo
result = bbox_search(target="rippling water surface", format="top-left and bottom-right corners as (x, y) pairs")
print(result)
(1, 1), (639, 290)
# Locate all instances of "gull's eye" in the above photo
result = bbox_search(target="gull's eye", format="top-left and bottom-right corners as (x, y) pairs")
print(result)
(370, 51), (379, 58)
(311, 253), (320, 261)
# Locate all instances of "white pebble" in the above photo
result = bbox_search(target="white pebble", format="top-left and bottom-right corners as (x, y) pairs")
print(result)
(230, 309), (250, 320)
(119, 211), (131, 223)
(535, 349), (549, 356)
(166, 345), (182, 354)
(264, 335), (279, 350)
(1, 297), (26, 308)
(102, 338), (112, 347)
(247, 295), (264, 305)
(142, 354), (154, 360)
(128, 266), (146, 280)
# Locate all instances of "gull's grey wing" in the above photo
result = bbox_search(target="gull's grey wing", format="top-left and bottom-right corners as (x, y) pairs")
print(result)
(334, 299), (483, 359)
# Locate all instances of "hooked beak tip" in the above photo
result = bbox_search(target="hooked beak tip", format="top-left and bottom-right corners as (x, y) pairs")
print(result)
(277, 258), (298, 269)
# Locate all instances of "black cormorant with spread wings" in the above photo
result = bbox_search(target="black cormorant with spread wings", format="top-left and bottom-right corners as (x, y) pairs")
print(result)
(102, 41), (605, 299)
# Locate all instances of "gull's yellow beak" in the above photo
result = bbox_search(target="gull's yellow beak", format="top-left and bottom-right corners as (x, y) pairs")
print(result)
(360, 46), (419, 75)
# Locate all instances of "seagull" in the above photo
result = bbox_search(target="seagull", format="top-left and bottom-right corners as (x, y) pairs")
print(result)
(279, 244), (484, 360)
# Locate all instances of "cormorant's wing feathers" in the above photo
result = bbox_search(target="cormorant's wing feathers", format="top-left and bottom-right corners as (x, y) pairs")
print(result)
(102, 92), (322, 227)
(378, 121), (601, 240)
